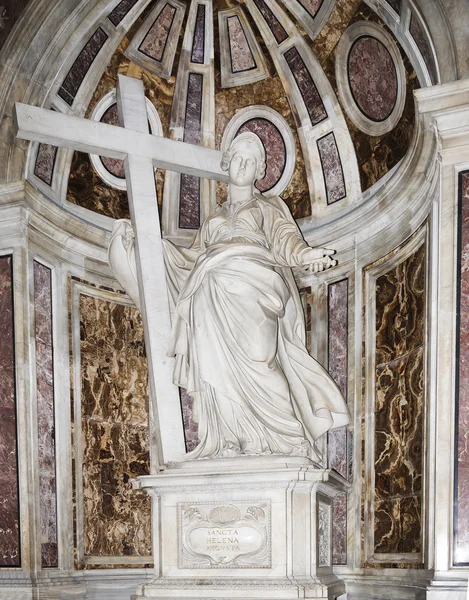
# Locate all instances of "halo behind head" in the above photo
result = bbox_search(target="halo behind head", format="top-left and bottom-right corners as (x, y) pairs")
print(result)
(221, 131), (267, 180)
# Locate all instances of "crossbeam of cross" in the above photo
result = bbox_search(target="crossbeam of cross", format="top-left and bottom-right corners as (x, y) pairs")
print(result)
(14, 74), (228, 466)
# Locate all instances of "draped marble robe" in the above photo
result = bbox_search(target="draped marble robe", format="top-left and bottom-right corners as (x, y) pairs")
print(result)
(162, 192), (349, 461)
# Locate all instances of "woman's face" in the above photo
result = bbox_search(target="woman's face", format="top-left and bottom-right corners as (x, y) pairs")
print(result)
(229, 149), (258, 187)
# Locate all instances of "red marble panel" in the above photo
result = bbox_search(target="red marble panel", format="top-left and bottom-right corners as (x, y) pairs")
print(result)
(348, 36), (398, 122)
(237, 118), (286, 193)
(252, 0), (288, 44)
(180, 73), (203, 229)
(108, 0), (139, 26)
(58, 28), (108, 106)
(139, 3), (176, 62)
(374, 244), (425, 557)
(298, 0), (323, 18)
(0, 256), (20, 567)
(34, 143), (58, 187)
(455, 171), (469, 564)
(227, 16), (256, 73)
(332, 492), (347, 564)
(409, 12), (437, 84)
(317, 132), (346, 204)
(284, 46), (327, 126)
(34, 262), (58, 568)
(191, 4), (206, 64)
(100, 104), (125, 179)
(79, 294), (151, 559)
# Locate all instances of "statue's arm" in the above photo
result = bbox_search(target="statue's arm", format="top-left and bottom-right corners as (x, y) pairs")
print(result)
(265, 202), (336, 272)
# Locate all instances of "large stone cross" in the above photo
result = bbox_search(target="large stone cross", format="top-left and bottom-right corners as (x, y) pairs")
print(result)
(14, 74), (229, 466)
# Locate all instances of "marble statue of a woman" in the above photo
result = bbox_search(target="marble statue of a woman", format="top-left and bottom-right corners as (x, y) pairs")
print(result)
(159, 132), (350, 461)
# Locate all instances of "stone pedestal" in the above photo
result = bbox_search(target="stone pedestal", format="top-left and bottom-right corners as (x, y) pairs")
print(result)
(132, 457), (348, 600)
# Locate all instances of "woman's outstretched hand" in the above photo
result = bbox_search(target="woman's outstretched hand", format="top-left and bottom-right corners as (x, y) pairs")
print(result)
(300, 247), (337, 273)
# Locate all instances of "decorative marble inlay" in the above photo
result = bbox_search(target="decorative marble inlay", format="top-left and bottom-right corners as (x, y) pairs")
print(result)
(374, 244), (425, 555)
(297, 0), (323, 18)
(252, 0), (288, 44)
(0, 255), (20, 567)
(332, 493), (347, 565)
(139, 3), (176, 62)
(348, 36), (398, 122)
(409, 12), (437, 84)
(178, 501), (271, 568)
(318, 502), (331, 567)
(317, 132), (346, 204)
(180, 72), (203, 229)
(237, 118), (286, 193)
(191, 4), (205, 64)
(108, 0), (139, 26)
(58, 28), (108, 106)
(100, 104), (125, 179)
(455, 172), (469, 564)
(283, 46), (327, 126)
(227, 16), (256, 73)
(34, 262), (58, 568)
(34, 143), (58, 187)
(300, 286), (312, 353)
(79, 294), (151, 559)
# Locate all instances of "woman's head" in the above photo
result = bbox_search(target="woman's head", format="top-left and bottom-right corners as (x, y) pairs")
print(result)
(221, 132), (266, 186)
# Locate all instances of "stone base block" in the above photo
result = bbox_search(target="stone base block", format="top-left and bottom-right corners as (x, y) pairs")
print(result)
(132, 458), (349, 600)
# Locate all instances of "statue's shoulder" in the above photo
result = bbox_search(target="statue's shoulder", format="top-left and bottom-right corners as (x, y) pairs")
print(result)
(253, 192), (293, 221)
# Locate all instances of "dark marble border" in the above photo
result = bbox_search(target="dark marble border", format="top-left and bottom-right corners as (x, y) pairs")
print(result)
(191, 4), (206, 64)
(108, 0), (139, 26)
(454, 170), (469, 565)
(317, 132), (346, 205)
(226, 15), (257, 74)
(347, 35), (398, 124)
(0, 255), (21, 568)
(252, 0), (288, 44)
(58, 28), (109, 106)
(409, 12), (437, 85)
(138, 3), (177, 63)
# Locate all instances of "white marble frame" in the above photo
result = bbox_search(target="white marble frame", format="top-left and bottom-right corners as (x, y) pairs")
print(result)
(221, 105), (296, 198)
(161, 0), (216, 247)
(71, 280), (153, 566)
(244, 0), (362, 221)
(218, 6), (268, 89)
(363, 223), (428, 566)
(124, 0), (186, 80)
(277, 0), (336, 41)
(335, 21), (407, 137)
(89, 89), (163, 191)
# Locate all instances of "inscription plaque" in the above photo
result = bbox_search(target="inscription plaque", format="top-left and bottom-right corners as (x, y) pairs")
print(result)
(178, 501), (271, 568)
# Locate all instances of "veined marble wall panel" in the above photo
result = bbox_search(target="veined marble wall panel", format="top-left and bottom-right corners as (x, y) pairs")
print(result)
(317, 132), (346, 205)
(179, 72), (203, 229)
(227, 16), (256, 72)
(74, 287), (152, 565)
(34, 262), (58, 568)
(58, 28), (109, 106)
(139, 3), (177, 62)
(180, 389), (199, 453)
(0, 256), (20, 567)
(298, 0), (323, 18)
(251, 0), (288, 44)
(365, 237), (426, 565)
(454, 171), (469, 565)
(34, 143), (58, 187)
(409, 11), (438, 85)
(108, 0), (141, 26)
(327, 279), (348, 565)
(191, 4), (206, 64)
(313, 1), (418, 192)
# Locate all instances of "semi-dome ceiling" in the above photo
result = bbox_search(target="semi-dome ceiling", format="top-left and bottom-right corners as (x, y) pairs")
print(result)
(9, 0), (441, 238)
